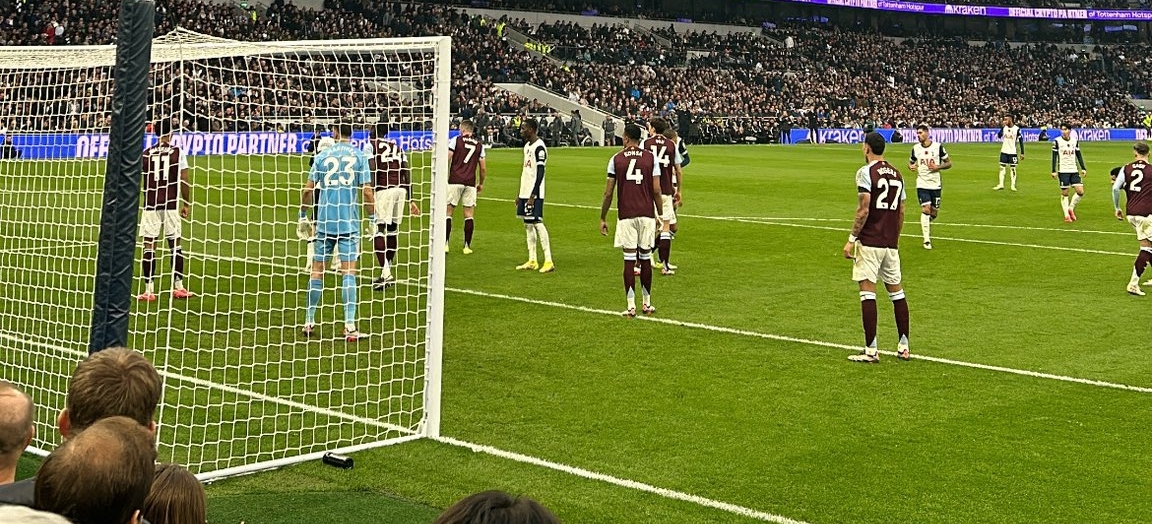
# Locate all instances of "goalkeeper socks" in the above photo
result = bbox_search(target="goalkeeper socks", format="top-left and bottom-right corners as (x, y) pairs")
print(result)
(341, 274), (357, 326)
(464, 217), (474, 247)
(860, 291), (878, 348)
(525, 223), (538, 262)
(306, 278), (322, 325)
(445, 217), (452, 243)
(891, 290), (909, 342)
(1070, 192), (1083, 209)
(920, 213), (931, 242)
(534, 222), (552, 263)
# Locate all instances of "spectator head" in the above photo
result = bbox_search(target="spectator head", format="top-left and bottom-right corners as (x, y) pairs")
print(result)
(142, 464), (206, 524)
(35, 416), (157, 524)
(622, 123), (642, 146)
(520, 118), (538, 140)
(432, 491), (560, 524)
(649, 117), (669, 135)
(915, 124), (930, 143)
(335, 123), (353, 141)
(1060, 123), (1072, 139)
(459, 119), (475, 134)
(0, 381), (34, 484)
(1134, 141), (1150, 158)
(61, 347), (161, 438)
(863, 132), (886, 157)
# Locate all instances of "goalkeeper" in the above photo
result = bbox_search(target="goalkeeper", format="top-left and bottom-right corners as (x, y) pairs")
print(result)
(303, 126), (338, 271)
(298, 123), (374, 341)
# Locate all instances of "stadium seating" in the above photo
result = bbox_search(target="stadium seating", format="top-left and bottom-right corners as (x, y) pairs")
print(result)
(0, 0), (1146, 138)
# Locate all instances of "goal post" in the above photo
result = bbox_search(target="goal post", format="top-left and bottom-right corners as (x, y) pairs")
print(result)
(0, 29), (451, 480)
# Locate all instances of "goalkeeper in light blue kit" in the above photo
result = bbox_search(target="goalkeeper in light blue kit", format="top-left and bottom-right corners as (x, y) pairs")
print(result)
(298, 123), (375, 341)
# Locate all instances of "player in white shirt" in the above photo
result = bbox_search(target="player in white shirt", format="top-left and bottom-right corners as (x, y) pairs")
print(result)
(1051, 124), (1087, 222)
(515, 119), (554, 273)
(907, 125), (952, 250)
(994, 116), (1024, 191)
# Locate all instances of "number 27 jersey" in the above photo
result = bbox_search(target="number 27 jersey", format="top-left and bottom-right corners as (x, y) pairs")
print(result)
(856, 160), (906, 249)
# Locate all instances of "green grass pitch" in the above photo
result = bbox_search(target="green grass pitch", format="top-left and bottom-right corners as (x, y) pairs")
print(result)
(6, 141), (1152, 523)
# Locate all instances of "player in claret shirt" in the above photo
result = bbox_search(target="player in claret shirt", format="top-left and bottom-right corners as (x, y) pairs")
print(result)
(138, 120), (193, 302)
(1111, 141), (1152, 296)
(600, 124), (662, 317)
(843, 133), (911, 364)
(364, 123), (420, 290)
(445, 120), (486, 254)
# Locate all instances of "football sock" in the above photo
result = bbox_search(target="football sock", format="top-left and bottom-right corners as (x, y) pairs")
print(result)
(623, 253), (637, 310)
(142, 248), (156, 293)
(306, 278), (322, 325)
(860, 291), (878, 348)
(658, 232), (671, 266)
(891, 289), (910, 342)
(169, 240), (185, 288)
(385, 225), (399, 268)
(1070, 192), (1083, 209)
(524, 223), (537, 262)
(1010, 167), (1018, 188)
(445, 217), (452, 243)
(534, 222), (553, 263)
(342, 274), (357, 326)
(464, 217), (474, 247)
(920, 213), (931, 242)
(1061, 196), (1070, 217)
(373, 233), (388, 272)
(997, 165), (1006, 186)
(1134, 248), (1152, 283)
(639, 252), (653, 305)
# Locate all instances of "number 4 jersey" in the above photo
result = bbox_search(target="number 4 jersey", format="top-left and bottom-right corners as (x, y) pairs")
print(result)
(856, 160), (906, 249)
(607, 146), (658, 220)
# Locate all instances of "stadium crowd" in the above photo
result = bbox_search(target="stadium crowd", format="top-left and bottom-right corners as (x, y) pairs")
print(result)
(0, 0), (1147, 140)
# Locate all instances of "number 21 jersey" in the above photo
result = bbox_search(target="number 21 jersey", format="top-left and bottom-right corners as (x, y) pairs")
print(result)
(856, 160), (905, 249)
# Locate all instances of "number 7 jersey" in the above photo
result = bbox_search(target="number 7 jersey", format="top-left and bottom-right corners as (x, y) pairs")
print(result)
(856, 160), (906, 249)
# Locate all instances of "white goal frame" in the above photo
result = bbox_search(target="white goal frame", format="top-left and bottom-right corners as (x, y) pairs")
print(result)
(0, 29), (450, 480)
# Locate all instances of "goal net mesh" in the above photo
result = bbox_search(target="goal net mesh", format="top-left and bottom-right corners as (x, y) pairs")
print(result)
(0, 29), (449, 479)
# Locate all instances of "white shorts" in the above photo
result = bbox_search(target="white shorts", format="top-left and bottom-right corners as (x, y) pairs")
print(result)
(140, 209), (182, 240)
(447, 184), (477, 207)
(659, 194), (677, 225)
(852, 244), (902, 285)
(375, 187), (407, 225)
(614, 217), (657, 251)
(1129, 215), (1152, 241)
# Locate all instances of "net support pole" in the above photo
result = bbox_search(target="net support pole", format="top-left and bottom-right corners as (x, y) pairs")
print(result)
(422, 36), (452, 438)
(89, 0), (155, 354)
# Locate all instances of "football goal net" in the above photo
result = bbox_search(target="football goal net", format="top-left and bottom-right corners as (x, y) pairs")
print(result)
(0, 28), (450, 479)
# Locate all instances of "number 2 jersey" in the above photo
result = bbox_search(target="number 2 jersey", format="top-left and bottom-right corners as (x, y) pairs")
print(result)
(855, 160), (906, 249)
(1117, 160), (1152, 216)
(142, 143), (188, 210)
(308, 142), (371, 236)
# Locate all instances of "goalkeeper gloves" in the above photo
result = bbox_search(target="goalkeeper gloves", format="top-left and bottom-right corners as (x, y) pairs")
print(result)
(296, 212), (313, 241)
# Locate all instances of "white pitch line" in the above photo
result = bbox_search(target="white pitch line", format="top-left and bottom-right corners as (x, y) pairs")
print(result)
(435, 436), (810, 524)
(477, 197), (1132, 238)
(193, 251), (1152, 394)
